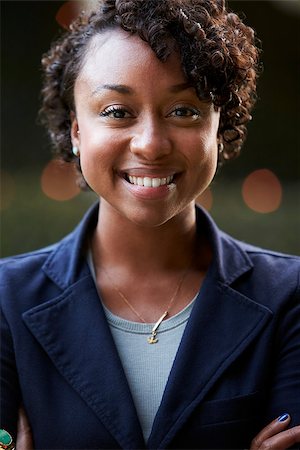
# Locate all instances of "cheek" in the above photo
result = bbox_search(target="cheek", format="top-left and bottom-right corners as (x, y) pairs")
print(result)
(198, 119), (219, 168)
(182, 128), (218, 198)
(79, 126), (115, 165)
(77, 134), (111, 187)
(184, 111), (219, 160)
(185, 132), (218, 169)
(205, 136), (218, 170)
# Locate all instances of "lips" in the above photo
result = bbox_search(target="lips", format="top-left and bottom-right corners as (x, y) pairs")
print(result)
(119, 169), (179, 200)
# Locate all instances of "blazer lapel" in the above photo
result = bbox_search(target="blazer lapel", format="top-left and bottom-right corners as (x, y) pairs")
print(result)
(22, 273), (145, 449)
(20, 203), (274, 449)
(148, 236), (273, 449)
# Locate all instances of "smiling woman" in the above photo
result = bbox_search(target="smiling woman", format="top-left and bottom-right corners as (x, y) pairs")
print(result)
(1, 1), (300, 449)
(69, 30), (219, 227)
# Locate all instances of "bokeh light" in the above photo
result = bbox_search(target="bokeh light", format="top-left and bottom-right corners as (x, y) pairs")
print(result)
(196, 187), (213, 211)
(41, 159), (80, 201)
(242, 169), (282, 213)
(0, 170), (16, 211)
(56, 1), (83, 29)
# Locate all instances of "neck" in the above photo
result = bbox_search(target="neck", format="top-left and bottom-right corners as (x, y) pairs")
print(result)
(92, 200), (201, 273)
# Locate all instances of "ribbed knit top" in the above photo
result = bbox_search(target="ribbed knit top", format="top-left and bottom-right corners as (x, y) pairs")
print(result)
(87, 250), (196, 442)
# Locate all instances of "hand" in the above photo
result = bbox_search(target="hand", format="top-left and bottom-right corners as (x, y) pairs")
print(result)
(14, 410), (300, 450)
(16, 407), (33, 450)
(250, 414), (300, 450)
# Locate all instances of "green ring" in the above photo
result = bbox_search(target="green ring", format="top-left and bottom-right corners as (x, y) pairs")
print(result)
(0, 429), (13, 446)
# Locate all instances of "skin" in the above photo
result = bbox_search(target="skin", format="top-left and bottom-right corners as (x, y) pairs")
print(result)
(71, 29), (220, 322)
(16, 407), (300, 449)
(72, 30), (220, 229)
(16, 407), (33, 449)
(14, 28), (300, 448)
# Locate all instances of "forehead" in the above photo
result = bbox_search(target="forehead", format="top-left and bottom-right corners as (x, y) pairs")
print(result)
(76, 28), (187, 90)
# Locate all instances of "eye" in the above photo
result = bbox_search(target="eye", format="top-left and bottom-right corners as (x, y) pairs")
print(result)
(169, 106), (201, 120)
(100, 106), (132, 119)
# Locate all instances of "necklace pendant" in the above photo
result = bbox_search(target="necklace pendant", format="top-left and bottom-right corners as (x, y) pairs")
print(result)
(147, 332), (158, 344)
(147, 311), (168, 344)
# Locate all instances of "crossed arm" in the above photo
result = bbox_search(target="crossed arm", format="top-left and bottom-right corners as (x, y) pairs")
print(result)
(16, 407), (300, 450)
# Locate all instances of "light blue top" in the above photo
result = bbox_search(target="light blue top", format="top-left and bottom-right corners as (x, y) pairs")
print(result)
(87, 251), (197, 441)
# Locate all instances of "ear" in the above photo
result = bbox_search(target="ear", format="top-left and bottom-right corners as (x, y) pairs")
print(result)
(70, 111), (80, 147)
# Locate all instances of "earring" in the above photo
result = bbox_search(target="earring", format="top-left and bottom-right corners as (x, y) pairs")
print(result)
(218, 143), (224, 154)
(72, 146), (80, 157)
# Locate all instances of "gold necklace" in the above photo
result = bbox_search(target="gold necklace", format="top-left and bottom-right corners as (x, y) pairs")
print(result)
(101, 265), (190, 344)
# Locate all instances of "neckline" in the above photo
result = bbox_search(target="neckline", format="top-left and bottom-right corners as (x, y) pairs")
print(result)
(87, 248), (198, 334)
(102, 295), (197, 335)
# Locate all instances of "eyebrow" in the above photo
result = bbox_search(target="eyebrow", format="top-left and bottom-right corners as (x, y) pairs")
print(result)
(91, 84), (134, 96)
(91, 82), (194, 96)
(169, 82), (194, 93)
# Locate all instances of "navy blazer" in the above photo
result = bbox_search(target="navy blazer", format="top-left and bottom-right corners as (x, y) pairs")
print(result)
(1, 204), (300, 449)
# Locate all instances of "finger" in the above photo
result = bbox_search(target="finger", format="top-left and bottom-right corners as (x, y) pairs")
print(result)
(16, 407), (34, 450)
(250, 414), (291, 449)
(262, 425), (300, 450)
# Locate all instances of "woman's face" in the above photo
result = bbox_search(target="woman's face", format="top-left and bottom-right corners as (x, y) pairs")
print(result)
(72, 28), (220, 228)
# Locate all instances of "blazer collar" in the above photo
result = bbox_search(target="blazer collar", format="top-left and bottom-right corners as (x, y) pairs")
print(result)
(194, 205), (254, 284)
(23, 274), (145, 449)
(147, 208), (272, 448)
(41, 203), (99, 290)
(24, 203), (145, 448)
(42, 202), (254, 290)
(23, 203), (272, 449)
(148, 264), (272, 448)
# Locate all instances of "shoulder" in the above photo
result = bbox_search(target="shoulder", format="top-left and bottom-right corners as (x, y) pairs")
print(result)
(0, 244), (58, 280)
(230, 234), (300, 273)
(1, 204), (97, 317)
(0, 243), (62, 318)
(220, 232), (300, 307)
(0, 203), (98, 278)
(196, 205), (300, 285)
(196, 206), (300, 306)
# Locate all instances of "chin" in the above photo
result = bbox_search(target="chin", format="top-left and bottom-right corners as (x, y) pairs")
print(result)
(120, 202), (195, 230)
(124, 211), (174, 229)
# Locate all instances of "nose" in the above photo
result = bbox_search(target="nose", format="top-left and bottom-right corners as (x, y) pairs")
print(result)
(129, 116), (172, 161)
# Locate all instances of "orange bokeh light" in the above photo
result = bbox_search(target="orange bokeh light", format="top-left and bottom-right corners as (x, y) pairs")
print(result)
(56, 1), (83, 29)
(196, 187), (213, 211)
(242, 169), (282, 213)
(41, 159), (81, 201)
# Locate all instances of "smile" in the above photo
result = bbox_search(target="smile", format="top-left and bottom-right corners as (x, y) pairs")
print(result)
(126, 175), (174, 188)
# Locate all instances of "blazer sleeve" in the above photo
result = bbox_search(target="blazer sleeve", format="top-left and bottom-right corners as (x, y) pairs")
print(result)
(0, 304), (21, 439)
(264, 276), (300, 428)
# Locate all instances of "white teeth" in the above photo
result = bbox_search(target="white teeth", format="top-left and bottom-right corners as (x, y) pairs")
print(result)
(144, 177), (152, 187)
(126, 175), (174, 187)
(152, 178), (161, 188)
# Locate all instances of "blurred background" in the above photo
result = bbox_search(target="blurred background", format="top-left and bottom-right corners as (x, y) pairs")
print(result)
(1, 0), (299, 257)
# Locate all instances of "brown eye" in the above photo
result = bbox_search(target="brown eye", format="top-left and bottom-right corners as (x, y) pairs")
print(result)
(100, 106), (131, 119)
(170, 107), (200, 119)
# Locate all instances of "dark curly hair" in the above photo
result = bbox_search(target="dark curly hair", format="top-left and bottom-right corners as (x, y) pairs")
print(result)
(40, 0), (260, 188)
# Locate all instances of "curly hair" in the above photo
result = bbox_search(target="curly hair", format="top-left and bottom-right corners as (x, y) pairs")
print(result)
(39, 0), (260, 188)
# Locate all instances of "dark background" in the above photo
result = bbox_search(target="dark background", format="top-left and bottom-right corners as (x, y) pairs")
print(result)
(1, 1), (300, 256)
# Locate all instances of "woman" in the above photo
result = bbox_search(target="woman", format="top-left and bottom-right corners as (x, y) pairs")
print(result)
(1, 0), (299, 448)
